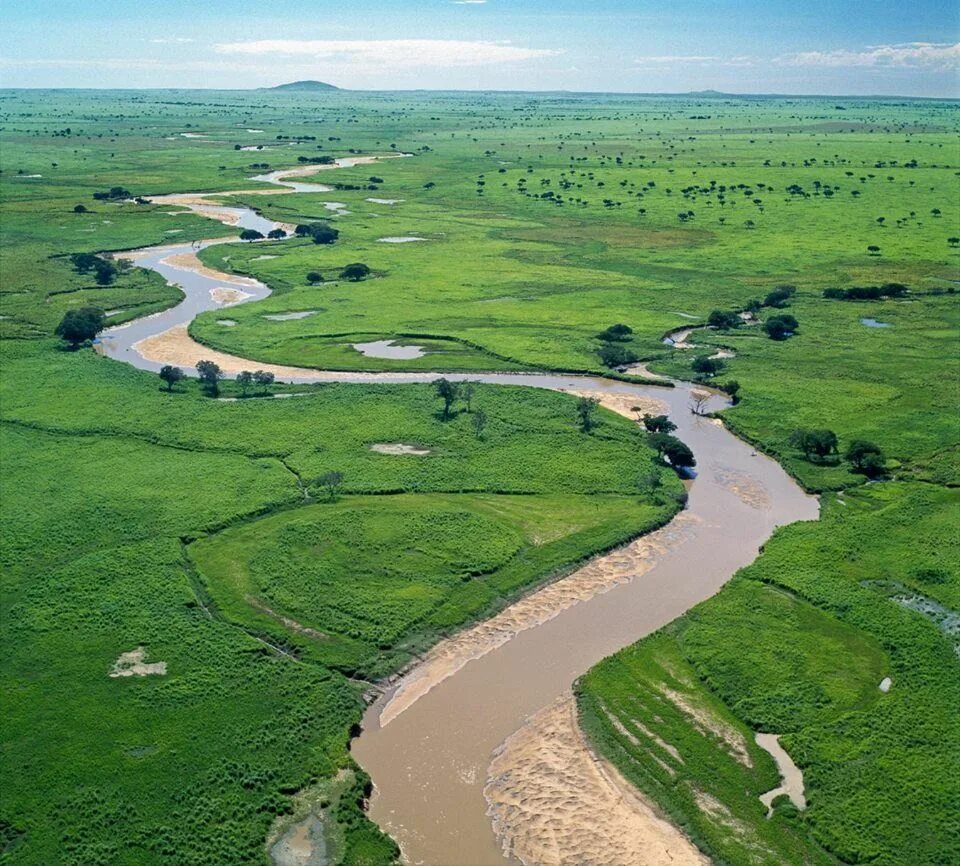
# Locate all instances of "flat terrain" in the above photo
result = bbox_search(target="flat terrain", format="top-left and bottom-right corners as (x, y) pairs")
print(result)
(1, 89), (957, 865)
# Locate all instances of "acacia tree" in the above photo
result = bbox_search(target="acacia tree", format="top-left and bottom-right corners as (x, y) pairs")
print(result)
(472, 409), (488, 439)
(576, 396), (600, 433)
(433, 378), (460, 419)
(340, 263), (371, 281)
(846, 440), (885, 476)
(55, 307), (105, 348)
(649, 433), (696, 470)
(159, 365), (185, 392)
(461, 381), (476, 412)
(236, 370), (253, 396)
(642, 413), (676, 433)
(689, 391), (711, 416)
(315, 470), (344, 501)
(253, 370), (275, 391)
(196, 360), (223, 396)
(789, 429), (838, 461)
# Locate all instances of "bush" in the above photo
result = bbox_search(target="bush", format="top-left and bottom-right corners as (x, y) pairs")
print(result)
(596, 323), (633, 342)
(707, 310), (741, 329)
(763, 285), (796, 308)
(339, 263), (371, 282)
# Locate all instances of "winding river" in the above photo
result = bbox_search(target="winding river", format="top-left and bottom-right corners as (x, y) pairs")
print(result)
(98, 156), (819, 866)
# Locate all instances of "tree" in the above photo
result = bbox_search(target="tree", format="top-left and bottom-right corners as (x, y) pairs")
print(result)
(310, 225), (339, 245)
(196, 360), (223, 396)
(340, 263), (371, 281)
(55, 307), (105, 348)
(720, 380), (741, 401)
(789, 429), (838, 461)
(73, 204), (87, 214)
(472, 409), (488, 439)
(433, 377), (460, 419)
(642, 414), (676, 433)
(316, 470), (344, 501)
(763, 285), (795, 308)
(159, 365), (184, 392)
(597, 343), (638, 368)
(576, 396), (600, 433)
(764, 314), (798, 340)
(649, 433), (696, 470)
(306, 271), (323, 284)
(689, 391), (711, 416)
(596, 323), (633, 342)
(707, 309), (741, 329)
(93, 260), (117, 285)
(236, 370), (254, 396)
(691, 355), (724, 377)
(253, 370), (275, 390)
(267, 228), (287, 240)
(948, 237), (959, 247)
(239, 229), (264, 242)
(846, 439), (885, 475)
(461, 381), (475, 412)
(867, 244), (881, 255)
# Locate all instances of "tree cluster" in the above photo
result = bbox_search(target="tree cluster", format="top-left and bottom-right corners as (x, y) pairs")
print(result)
(822, 283), (908, 301)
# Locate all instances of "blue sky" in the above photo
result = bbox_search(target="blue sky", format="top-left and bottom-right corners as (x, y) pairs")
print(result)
(1, 0), (958, 96)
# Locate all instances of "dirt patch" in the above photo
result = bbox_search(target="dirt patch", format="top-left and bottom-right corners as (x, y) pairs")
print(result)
(378, 511), (699, 727)
(484, 694), (709, 866)
(369, 443), (431, 456)
(110, 647), (166, 678)
(561, 389), (669, 422)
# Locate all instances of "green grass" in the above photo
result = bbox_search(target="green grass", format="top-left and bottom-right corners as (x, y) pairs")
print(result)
(1, 88), (958, 865)
(578, 482), (960, 866)
(190, 493), (671, 677)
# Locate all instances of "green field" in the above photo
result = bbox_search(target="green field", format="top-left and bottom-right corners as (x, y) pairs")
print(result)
(1, 88), (958, 865)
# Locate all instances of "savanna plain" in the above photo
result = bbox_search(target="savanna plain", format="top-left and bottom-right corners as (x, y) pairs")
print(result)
(1, 88), (958, 866)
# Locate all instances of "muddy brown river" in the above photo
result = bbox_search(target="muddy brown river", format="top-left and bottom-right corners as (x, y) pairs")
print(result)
(98, 157), (819, 866)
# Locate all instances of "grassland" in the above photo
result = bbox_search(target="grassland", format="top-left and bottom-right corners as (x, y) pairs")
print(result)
(578, 482), (959, 866)
(1, 88), (958, 866)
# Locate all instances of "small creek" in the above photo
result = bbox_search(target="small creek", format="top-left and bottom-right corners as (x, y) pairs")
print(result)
(97, 157), (819, 865)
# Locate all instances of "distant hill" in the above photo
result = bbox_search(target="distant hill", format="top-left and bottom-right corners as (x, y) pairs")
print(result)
(263, 80), (340, 92)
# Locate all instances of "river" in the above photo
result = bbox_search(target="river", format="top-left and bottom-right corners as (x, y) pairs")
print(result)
(97, 156), (819, 865)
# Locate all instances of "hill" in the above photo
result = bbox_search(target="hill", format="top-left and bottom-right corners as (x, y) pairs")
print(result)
(264, 80), (339, 92)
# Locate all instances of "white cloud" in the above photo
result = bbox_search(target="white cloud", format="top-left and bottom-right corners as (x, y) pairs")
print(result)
(778, 42), (960, 69)
(634, 55), (723, 63)
(149, 37), (194, 44)
(451, 1), (487, 4)
(214, 39), (560, 68)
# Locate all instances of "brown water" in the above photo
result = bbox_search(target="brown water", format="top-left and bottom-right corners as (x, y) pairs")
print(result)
(96, 157), (819, 866)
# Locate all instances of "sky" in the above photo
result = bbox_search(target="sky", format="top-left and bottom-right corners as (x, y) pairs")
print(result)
(1, 0), (958, 96)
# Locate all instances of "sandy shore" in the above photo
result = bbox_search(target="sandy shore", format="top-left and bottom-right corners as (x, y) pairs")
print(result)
(484, 694), (709, 866)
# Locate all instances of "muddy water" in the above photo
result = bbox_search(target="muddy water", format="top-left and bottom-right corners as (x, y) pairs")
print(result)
(97, 158), (819, 866)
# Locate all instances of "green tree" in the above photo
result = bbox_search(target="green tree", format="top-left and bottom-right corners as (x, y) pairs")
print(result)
(597, 343), (638, 368)
(73, 204), (87, 214)
(708, 309), (741, 329)
(789, 429), (838, 461)
(267, 228), (287, 240)
(461, 381), (475, 412)
(306, 271), (323, 284)
(642, 414), (676, 434)
(472, 409), (488, 439)
(576, 396), (600, 433)
(159, 365), (184, 392)
(54, 307), (105, 348)
(649, 433), (696, 470)
(239, 229), (264, 241)
(253, 370), (275, 390)
(340, 263), (371, 281)
(315, 470), (344, 501)
(236, 370), (254, 396)
(692, 355), (724, 376)
(196, 360), (223, 396)
(846, 440), (885, 475)
(433, 378), (460, 419)
(764, 314), (798, 340)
